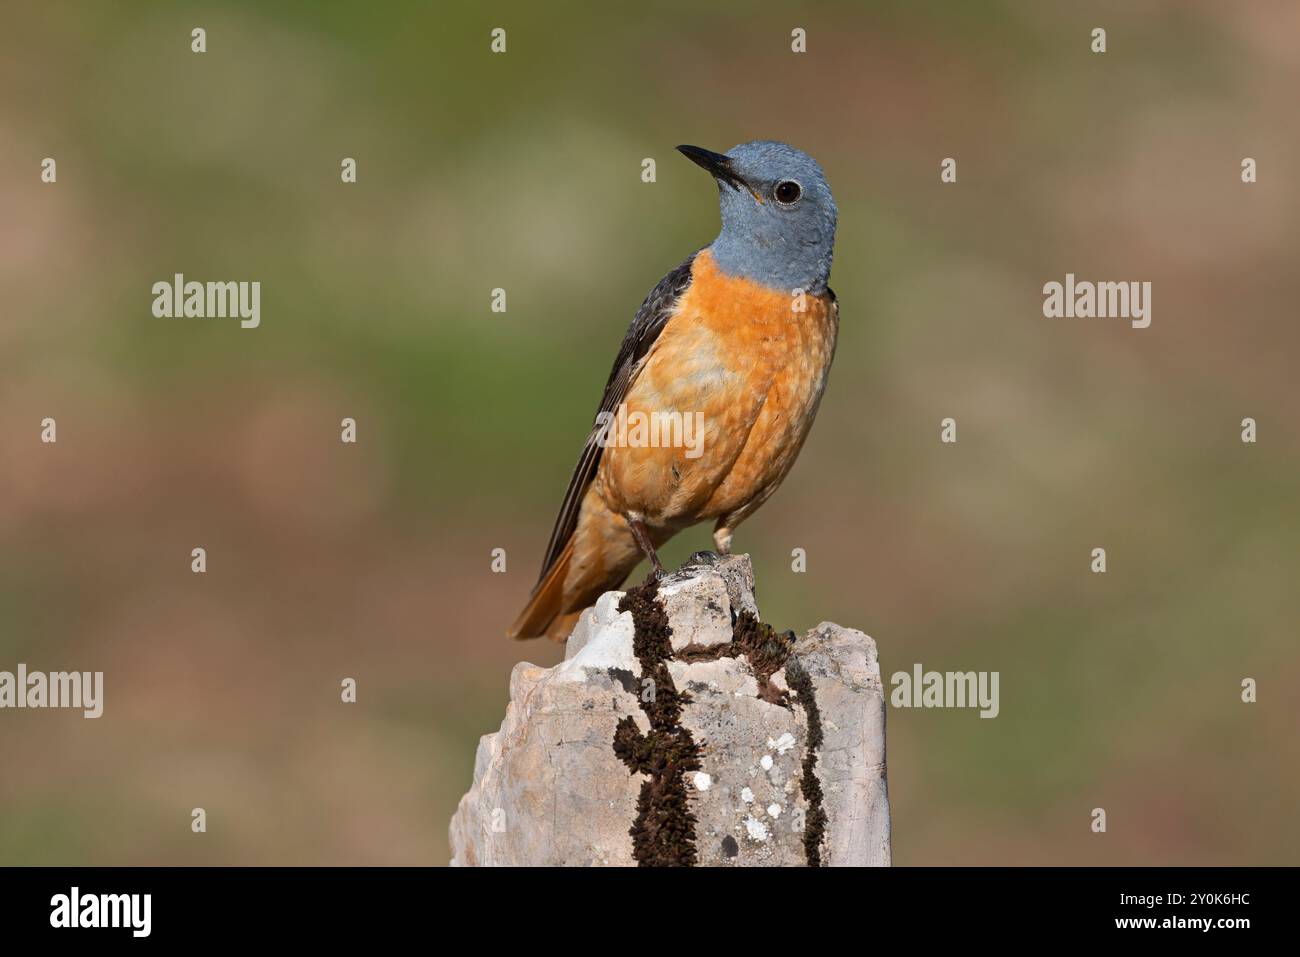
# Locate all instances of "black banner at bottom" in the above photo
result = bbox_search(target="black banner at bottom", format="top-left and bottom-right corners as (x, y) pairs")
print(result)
(0, 866), (1277, 943)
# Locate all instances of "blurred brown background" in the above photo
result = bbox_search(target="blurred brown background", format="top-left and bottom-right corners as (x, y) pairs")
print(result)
(2, 0), (1297, 865)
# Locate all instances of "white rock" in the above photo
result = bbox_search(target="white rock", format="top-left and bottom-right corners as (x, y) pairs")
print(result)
(563, 591), (632, 662)
(449, 555), (891, 867)
(657, 567), (734, 651)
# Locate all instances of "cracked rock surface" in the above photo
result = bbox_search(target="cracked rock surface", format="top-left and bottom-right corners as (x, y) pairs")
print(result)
(449, 555), (890, 866)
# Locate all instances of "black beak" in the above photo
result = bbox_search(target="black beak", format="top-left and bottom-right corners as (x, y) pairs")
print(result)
(677, 144), (759, 199)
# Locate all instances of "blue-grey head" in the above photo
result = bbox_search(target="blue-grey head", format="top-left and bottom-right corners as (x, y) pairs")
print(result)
(677, 140), (837, 295)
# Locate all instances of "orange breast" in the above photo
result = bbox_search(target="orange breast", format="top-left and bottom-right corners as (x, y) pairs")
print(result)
(594, 249), (837, 528)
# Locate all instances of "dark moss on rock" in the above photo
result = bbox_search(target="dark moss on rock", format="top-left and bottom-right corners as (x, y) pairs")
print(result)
(612, 580), (702, 867)
(785, 657), (828, 866)
(611, 578), (830, 867)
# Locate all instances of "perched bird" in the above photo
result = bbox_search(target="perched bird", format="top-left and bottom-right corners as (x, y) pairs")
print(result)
(509, 141), (839, 642)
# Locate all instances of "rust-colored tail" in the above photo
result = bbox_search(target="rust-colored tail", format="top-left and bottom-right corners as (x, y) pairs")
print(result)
(507, 538), (581, 642)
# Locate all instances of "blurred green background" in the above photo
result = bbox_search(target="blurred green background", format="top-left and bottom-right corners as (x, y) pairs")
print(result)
(2, 0), (1297, 865)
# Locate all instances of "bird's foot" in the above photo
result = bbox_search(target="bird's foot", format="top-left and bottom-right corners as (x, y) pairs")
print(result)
(629, 518), (667, 584)
(641, 552), (667, 584)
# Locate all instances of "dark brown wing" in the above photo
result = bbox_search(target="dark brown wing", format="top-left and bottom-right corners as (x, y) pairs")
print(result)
(534, 251), (699, 584)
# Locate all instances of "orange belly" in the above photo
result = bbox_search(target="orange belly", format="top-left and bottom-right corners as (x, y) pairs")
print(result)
(593, 249), (838, 531)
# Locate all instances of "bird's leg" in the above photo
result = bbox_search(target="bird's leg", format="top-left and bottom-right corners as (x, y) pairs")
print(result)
(628, 518), (666, 580)
(713, 524), (733, 556)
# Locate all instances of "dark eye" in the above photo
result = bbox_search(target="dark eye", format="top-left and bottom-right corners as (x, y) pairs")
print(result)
(774, 180), (802, 205)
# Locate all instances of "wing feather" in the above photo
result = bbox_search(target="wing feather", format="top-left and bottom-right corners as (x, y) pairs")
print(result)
(534, 252), (699, 584)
